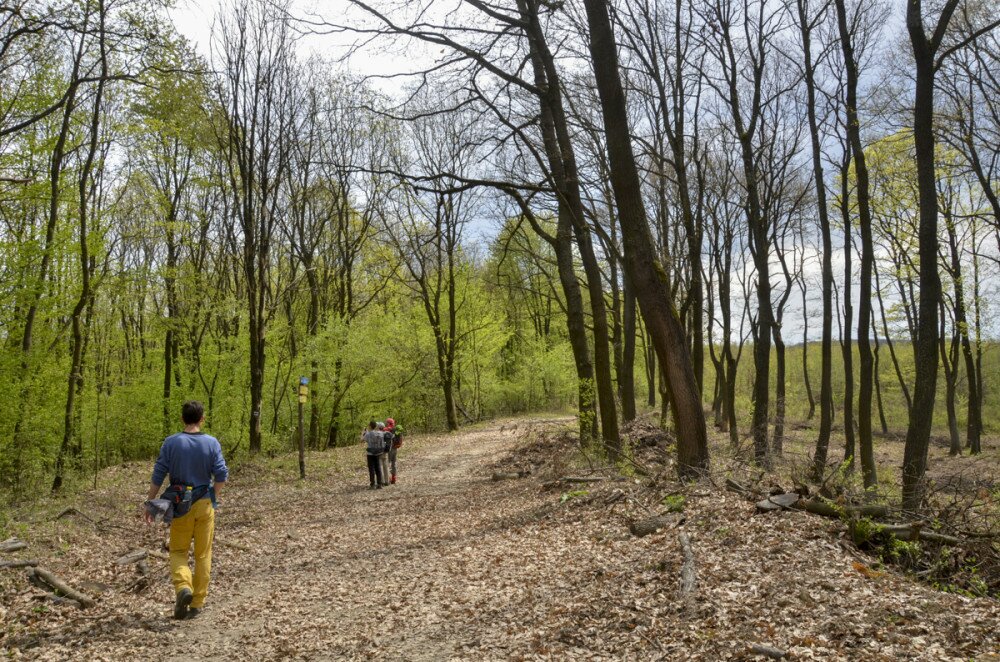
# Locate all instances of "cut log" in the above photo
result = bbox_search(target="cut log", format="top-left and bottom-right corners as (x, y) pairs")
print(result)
(0, 538), (28, 553)
(755, 493), (801, 512)
(749, 643), (788, 659)
(801, 498), (889, 520)
(114, 550), (148, 566)
(630, 515), (677, 537)
(678, 532), (696, 594)
(28, 567), (95, 608)
(879, 524), (960, 546)
(0, 559), (39, 569)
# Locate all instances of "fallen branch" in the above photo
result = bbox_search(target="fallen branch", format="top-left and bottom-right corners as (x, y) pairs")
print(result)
(878, 524), (961, 546)
(604, 490), (626, 506)
(27, 567), (95, 608)
(561, 476), (607, 483)
(146, 549), (169, 561)
(114, 550), (148, 566)
(678, 532), (696, 595)
(0, 538), (28, 553)
(0, 559), (39, 569)
(725, 478), (751, 496)
(801, 497), (889, 520)
(749, 643), (788, 659)
(55, 507), (94, 523)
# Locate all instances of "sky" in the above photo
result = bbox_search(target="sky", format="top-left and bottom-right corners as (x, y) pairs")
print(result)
(168, 0), (434, 89)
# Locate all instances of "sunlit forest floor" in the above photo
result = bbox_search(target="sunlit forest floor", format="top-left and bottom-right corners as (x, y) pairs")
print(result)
(1, 416), (999, 660)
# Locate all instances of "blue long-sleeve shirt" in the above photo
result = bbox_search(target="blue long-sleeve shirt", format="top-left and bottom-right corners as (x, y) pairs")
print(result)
(151, 431), (228, 488)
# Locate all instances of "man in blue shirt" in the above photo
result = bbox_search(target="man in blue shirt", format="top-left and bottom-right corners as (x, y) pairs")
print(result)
(144, 400), (228, 620)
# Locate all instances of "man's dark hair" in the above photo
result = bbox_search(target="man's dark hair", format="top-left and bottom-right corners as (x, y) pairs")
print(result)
(182, 401), (205, 425)
(368, 420), (377, 430)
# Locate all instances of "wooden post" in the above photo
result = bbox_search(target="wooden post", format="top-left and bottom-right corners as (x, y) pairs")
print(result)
(298, 377), (308, 479)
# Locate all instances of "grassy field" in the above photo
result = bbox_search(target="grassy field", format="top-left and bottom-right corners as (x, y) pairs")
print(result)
(696, 340), (1000, 437)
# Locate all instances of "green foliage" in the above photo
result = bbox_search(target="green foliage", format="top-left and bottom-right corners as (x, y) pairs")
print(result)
(661, 494), (686, 513)
(560, 489), (589, 503)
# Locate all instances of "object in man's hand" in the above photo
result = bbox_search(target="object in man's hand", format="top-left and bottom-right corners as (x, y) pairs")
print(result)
(145, 499), (174, 525)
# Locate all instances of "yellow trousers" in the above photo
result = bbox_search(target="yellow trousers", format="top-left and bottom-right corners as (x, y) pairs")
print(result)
(169, 498), (215, 608)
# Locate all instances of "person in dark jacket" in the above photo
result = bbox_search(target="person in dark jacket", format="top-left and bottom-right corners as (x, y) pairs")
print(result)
(363, 420), (385, 489)
(144, 400), (227, 620)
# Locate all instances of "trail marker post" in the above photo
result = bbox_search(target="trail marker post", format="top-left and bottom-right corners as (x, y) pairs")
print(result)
(298, 377), (309, 479)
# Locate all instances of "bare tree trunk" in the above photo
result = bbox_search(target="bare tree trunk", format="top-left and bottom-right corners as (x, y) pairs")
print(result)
(582, 0), (708, 475)
(520, 1), (619, 453)
(872, 313), (889, 435)
(835, 0), (877, 489)
(902, 0), (955, 511)
(645, 330), (656, 407)
(54, 1), (107, 491)
(944, 213), (981, 454)
(772, 327), (786, 456)
(621, 279), (637, 422)
(163, 225), (178, 436)
(801, 284), (815, 421)
(874, 266), (912, 414)
(12, 35), (85, 493)
(938, 302), (961, 456)
(839, 145), (856, 472)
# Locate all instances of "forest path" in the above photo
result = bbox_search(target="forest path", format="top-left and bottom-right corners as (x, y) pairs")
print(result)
(5, 417), (1000, 660)
(141, 418), (571, 660)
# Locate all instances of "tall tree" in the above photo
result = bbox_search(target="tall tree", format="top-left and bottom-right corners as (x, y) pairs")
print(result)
(581, 0), (708, 476)
(900, 0), (996, 509)
(794, 0), (836, 478)
(833, 0), (881, 490)
(699, 0), (781, 466)
(214, 0), (295, 453)
(54, 0), (110, 491)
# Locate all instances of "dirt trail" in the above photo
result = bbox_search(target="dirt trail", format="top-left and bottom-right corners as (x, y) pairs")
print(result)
(181, 421), (531, 660)
(4, 417), (1000, 661)
(4, 419), (573, 661)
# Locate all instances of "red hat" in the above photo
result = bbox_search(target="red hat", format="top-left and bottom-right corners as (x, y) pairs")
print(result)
(385, 417), (395, 430)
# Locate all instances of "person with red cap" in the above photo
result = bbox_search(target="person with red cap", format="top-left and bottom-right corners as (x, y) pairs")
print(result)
(384, 417), (403, 484)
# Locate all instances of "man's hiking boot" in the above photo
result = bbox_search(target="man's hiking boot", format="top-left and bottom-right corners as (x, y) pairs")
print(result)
(174, 588), (193, 620)
(391, 474), (396, 484)
(368, 484), (376, 490)
(186, 607), (203, 620)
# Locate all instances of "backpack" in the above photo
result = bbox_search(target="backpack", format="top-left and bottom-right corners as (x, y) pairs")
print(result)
(365, 430), (384, 454)
(383, 431), (394, 453)
(392, 431), (403, 449)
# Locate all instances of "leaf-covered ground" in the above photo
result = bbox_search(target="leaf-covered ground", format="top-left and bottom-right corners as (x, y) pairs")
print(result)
(2, 417), (999, 660)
